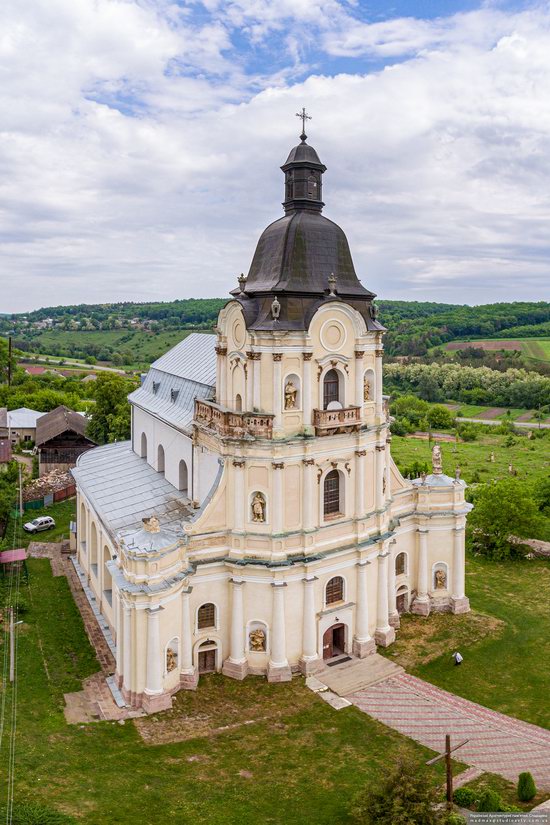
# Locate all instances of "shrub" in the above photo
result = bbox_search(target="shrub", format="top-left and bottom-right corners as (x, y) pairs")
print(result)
(477, 789), (503, 812)
(517, 771), (537, 801)
(452, 787), (478, 807)
(0, 802), (77, 824)
(445, 814), (467, 825)
(457, 424), (477, 442)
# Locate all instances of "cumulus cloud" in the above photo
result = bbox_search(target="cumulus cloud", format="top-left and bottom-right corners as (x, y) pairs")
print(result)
(2, 0), (550, 311)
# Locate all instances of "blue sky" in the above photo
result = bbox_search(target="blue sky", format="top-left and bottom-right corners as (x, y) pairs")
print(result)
(2, 0), (550, 311)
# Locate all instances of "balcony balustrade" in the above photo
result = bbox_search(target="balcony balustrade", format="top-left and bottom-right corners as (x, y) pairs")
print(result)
(195, 399), (273, 439)
(313, 406), (361, 436)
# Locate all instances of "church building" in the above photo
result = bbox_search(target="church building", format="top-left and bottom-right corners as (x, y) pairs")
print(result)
(73, 125), (471, 712)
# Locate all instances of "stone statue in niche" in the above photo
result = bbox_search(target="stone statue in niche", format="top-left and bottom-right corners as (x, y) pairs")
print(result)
(432, 443), (443, 475)
(271, 297), (281, 320)
(284, 380), (298, 410)
(166, 647), (177, 672)
(434, 569), (447, 589)
(251, 492), (266, 523)
(363, 376), (371, 402)
(249, 628), (266, 651)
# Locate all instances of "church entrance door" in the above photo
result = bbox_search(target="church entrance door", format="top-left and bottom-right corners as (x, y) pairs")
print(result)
(322, 623), (345, 660)
(396, 591), (408, 614)
(198, 641), (217, 674)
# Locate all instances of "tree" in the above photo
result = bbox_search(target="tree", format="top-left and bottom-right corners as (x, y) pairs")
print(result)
(517, 772), (537, 802)
(87, 373), (137, 444)
(467, 479), (543, 560)
(427, 405), (454, 429)
(349, 756), (455, 824)
(0, 337), (18, 384)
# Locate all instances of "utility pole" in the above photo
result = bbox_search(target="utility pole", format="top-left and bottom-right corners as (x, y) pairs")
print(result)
(9, 607), (14, 683)
(426, 734), (469, 808)
(7, 335), (12, 386)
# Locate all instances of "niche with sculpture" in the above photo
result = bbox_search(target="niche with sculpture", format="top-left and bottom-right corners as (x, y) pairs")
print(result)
(363, 369), (375, 402)
(433, 564), (448, 590)
(248, 622), (268, 652)
(251, 491), (267, 523)
(165, 639), (179, 674)
(283, 374), (301, 411)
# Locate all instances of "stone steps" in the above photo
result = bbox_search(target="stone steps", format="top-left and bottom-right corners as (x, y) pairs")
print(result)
(316, 653), (404, 696)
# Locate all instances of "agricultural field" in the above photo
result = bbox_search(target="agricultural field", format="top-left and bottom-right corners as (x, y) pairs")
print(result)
(449, 404), (547, 423)
(391, 431), (550, 486)
(446, 337), (550, 363)
(15, 328), (196, 368)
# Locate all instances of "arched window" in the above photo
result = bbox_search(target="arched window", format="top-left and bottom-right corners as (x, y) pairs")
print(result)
(90, 521), (98, 568)
(157, 444), (165, 474)
(79, 502), (87, 550)
(198, 603), (216, 630)
(324, 469), (341, 517)
(395, 552), (407, 576)
(179, 459), (188, 494)
(235, 393), (242, 412)
(140, 432), (147, 460)
(103, 546), (112, 599)
(323, 369), (340, 409)
(326, 576), (344, 605)
(307, 174), (318, 197)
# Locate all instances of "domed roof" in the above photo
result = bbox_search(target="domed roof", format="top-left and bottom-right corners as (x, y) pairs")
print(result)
(282, 141), (324, 168)
(245, 209), (372, 297)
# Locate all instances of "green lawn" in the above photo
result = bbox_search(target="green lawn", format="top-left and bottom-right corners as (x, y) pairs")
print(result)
(4, 498), (77, 549)
(382, 555), (550, 729)
(444, 337), (550, 364)
(391, 432), (550, 486)
(0, 559), (456, 825)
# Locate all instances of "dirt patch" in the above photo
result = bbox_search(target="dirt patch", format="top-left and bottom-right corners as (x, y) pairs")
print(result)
(476, 407), (507, 420)
(407, 432), (457, 442)
(386, 611), (505, 671)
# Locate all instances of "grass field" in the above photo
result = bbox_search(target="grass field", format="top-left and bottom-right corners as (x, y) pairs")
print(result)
(382, 555), (550, 730)
(391, 431), (550, 486)
(445, 337), (550, 363)
(13, 498), (76, 549)
(16, 328), (197, 368)
(0, 559), (456, 825)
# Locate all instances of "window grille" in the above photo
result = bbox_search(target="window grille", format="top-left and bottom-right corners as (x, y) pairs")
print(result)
(198, 603), (216, 629)
(326, 576), (344, 604)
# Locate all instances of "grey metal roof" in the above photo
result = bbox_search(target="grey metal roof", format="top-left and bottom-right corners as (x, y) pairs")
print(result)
(72, 442), (194, 539)
(7, 408), (45, 428)
(129, 333), (216, 433)
(150, 332), (217, 385)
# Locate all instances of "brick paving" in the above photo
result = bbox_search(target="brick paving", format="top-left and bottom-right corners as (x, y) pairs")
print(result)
(349, 672), (550, 790)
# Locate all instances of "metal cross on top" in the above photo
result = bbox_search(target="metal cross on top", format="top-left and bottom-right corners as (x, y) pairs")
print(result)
(296, 107), (312, 140)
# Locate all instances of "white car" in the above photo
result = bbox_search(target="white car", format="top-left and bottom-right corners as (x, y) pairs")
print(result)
(23, 516), (56, 533)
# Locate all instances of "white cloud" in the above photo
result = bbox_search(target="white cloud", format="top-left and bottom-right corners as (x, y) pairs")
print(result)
(2, 0), (550, 311)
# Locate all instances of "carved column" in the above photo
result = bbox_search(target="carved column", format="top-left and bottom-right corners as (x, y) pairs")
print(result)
(375, 549), (395, 647)
(273, 353), (283, 431)
(299, 576), (320, 674)
(353, 561), (376, 657)
(233, 460), (245, 531)
(222, 579), (249, 680)
(215, 345), (227, 407)
(375, 348), (383, 418)
(267, 582), (292, 682)
(302, 458), (315, 531)
(375, 445), (385, 511)
(355, 350), (364, 412)
(245, 353), (254, 411)
(412, 529), (430, 616)
(180, 587), (198, 689)
(253, 352), (261, 410)
(355, 450), (366, 518)
(122, 604), (132, 697)
(115, 595), (123, 686)
(385, 435), (392, 503)
(143, 606), (171, 712)
(302, 353), (313, 432)
(387, 543), (400, 628)
(272, 462), (284, 534)
(451, 527), (470, 614)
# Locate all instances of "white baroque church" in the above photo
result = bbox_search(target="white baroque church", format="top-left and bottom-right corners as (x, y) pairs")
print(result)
(73, 129), (471, 712)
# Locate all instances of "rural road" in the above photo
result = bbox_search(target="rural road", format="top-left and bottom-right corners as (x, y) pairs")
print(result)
(456, 416), (550, 430)
(26, 355), (127, 374)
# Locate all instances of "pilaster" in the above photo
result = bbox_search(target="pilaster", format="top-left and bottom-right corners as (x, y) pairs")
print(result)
(411, 529), (430, 616)
(451, 526), (470, 614)
(299, 576), (320, 674)
(375, 549), (395, 647)
(267, 582), (292, 682)
(353, 561), (376, 657)
(222, 578), (249, 680)
(180, 587), (198, 690)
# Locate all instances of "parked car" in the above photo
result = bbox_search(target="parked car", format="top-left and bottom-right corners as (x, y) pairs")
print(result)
(23, 516), (56, 533)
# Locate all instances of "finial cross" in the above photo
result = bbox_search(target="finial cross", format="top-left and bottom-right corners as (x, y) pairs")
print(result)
(296, 107), (312, 139)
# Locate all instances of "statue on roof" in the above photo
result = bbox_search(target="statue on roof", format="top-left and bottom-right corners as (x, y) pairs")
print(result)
(432, 443), (443, 475)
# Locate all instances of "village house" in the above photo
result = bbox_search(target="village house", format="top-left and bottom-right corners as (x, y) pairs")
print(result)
(0, 407), (44, 446)
(73, 132), (471, 712)
(36, 405), (95, 476)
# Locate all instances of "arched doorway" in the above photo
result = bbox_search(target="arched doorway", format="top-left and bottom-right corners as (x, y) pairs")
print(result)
(179, 459), (188, 494)
(396, 587), (409, 615)
(157, 444), (165, 474)
(198, 639), (217, 674)
(322, 623), (346, 660)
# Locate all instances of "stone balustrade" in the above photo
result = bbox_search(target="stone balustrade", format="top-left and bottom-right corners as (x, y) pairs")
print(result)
(195, 399), (274, 439)
(312, 406), (361, 436)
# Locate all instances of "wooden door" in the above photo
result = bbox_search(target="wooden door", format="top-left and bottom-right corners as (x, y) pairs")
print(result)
(322, 623), (345, 659)
(396, 592), (407, 614)
(198, 649), (216, 673)
(322, 627), (333, 659)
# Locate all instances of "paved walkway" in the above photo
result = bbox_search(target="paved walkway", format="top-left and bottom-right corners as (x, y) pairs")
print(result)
(349, 673), (550, 790)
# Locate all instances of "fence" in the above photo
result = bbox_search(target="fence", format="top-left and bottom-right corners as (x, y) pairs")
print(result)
(12, 483), (76, 516)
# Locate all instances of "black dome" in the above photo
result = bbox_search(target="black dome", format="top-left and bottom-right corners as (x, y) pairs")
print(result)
(282, 142), (324, 167)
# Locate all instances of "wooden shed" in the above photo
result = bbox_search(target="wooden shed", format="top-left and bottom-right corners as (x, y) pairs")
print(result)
(35, 406), (96, 476)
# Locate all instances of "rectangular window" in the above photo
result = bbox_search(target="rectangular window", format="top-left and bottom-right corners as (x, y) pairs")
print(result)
(198, 603), (215, 629)
(324, 475), (340, 515)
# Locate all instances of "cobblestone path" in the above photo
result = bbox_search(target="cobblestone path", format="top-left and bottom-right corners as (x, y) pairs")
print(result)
(350, 672), (550, 790)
